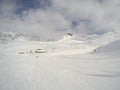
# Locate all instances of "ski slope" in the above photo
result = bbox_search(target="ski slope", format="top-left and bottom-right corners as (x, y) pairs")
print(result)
(0, 30), (120, 90)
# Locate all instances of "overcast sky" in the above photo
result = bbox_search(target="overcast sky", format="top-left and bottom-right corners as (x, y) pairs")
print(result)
(0, 0), (120, 40)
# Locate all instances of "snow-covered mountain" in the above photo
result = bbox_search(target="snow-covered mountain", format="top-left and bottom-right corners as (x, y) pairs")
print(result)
(0, 29), (120, 90)
(85, 28), (120, 47)
(1, 28), (120, 55)
(0, 31), (42, 44)
(55, 28), (120, 55)
(0, 31), (23, 44)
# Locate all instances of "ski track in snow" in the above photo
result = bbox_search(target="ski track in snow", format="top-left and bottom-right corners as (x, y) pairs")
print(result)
(0, 30), (120, 90)
(0, 43), (120, 90)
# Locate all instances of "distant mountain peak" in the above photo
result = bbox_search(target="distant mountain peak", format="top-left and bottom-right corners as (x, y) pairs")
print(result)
(62, 33), (74, 40)
(0, 31), (23, 44)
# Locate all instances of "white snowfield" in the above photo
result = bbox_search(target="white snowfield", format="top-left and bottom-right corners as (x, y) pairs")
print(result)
(0, 29), (120, 90)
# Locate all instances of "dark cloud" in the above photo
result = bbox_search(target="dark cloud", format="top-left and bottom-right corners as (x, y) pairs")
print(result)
(15, 0), (40, 14)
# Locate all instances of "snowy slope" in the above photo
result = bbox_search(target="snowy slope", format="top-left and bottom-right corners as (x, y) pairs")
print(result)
(85, 28), (120, 47)
(1, 28), (120, 54)
(0, 30), (120, 90)
(93, 40), (120, 55)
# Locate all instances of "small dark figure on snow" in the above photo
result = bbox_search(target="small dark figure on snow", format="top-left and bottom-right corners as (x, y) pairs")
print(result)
(36, 56), (38, 59)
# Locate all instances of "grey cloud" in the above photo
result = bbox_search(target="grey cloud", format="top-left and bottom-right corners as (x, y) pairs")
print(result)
(0, 0), (17, 16)
(0, 0), (120, 40)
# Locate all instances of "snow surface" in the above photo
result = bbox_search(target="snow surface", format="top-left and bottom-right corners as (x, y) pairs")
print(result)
(0, 30), (120, 90)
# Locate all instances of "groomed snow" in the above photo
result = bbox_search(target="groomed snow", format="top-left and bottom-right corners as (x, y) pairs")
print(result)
(0, 31), (120, 90)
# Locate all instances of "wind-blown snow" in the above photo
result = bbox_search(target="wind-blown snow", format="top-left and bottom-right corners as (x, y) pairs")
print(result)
(0, 29), (120, 90)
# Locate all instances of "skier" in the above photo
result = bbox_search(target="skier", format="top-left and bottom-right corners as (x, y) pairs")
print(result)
(36, 56), (38, 59)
